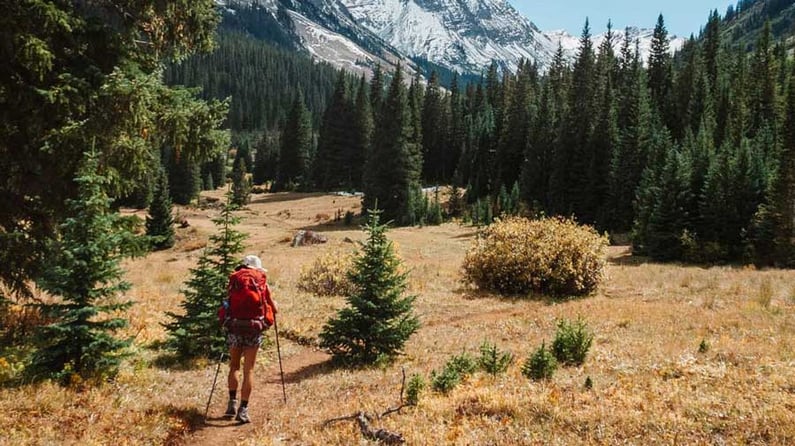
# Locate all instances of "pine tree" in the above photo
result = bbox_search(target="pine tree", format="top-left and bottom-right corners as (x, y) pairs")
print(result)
(498, 60), (535, 191)
(671, 37), (701, 141)
(167, 147), (201, 205)
(647, 15), (673, 126)
(750, 21), (778, 136)
(252, 134), (278, 186)
(632, 127), (675, 254)
(607, 34), (648, 232)
(589, 22), (619, 226)
(363, 65), (422, 225)
(146, 169), (175, 250)
(318, 209), (420, 365)
(524, 43), (567, 212)
(370, 64), (385, 121)
(645, 148), (692, 261)
(421, 71), (447, 183)
(233, 140), (253, 174)
(554, 19), (596, 216)
(702, 10), (722, 99)
(351, 76), (373, 190)
(276, 92), (312, 191)
(408, 71), (425, 185)
(698, 149), (733, 259)
(209, 153), (227, 189)
(30, 152), (133, 383)
(448, 74), (466, 183)
(313, 71), (355, 190)
(767, 61), (795, 264)
(0, 0), (228, 295)
(164, 196), (247, 359)
(231, 157), (251, 207)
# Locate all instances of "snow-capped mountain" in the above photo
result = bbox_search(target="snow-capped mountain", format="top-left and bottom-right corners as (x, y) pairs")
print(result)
(339, 0), (557, 73)
(219, 0), (686, 77)
(544, 27), (686, 63)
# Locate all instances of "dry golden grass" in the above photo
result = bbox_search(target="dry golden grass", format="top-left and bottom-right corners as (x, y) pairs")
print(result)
(2, 191), (795, 445)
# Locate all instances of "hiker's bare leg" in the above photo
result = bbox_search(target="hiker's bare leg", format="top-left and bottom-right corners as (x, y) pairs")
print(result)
(241, 346), (259, 401)
(228, 346), (243, 392)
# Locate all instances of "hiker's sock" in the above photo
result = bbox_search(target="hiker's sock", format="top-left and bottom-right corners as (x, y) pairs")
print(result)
(229, 390), (237, 400)
(240, 400), (249, 408)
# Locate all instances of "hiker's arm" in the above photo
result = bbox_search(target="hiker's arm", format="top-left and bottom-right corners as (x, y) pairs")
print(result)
(263, 283), (277, 314)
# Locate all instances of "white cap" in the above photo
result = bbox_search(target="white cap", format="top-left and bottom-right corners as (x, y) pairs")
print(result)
(241, 255), (266, 272)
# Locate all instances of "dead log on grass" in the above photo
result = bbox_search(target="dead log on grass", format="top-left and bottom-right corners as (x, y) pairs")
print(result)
(322, 369), (412, 444)
(323, 412), (405, 445)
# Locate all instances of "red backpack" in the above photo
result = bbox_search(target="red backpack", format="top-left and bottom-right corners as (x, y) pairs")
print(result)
(220, 268), (275, 333)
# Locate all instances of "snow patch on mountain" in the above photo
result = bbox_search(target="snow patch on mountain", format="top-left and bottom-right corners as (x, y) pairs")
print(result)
(289, 12), (376, 75)
(544, 27), (686, 63)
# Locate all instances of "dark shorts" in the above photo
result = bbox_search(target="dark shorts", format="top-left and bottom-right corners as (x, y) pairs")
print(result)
(227, 331), (263, 349)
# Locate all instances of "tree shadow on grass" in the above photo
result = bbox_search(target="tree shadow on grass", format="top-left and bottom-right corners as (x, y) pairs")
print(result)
(265, 356), (337, 386)
(151, 350), (211, 371)
(454, 287), (586, 306)
(159, 404), (212, 441)
(608, 250), (652, 267)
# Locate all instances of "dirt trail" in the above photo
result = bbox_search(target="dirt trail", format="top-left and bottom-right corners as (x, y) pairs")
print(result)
(186, 342), (331, 446)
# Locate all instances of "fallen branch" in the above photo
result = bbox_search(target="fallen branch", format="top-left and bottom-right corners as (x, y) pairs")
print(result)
(356, 412), (405, 444)
(323, 411), (405, 444)
(322, 369), (412, 444)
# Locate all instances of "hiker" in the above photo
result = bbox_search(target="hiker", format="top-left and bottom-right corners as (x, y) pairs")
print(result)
(219, 254), (277, 423)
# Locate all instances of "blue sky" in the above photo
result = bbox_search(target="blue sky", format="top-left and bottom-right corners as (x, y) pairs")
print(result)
(510, 0), (736, 37)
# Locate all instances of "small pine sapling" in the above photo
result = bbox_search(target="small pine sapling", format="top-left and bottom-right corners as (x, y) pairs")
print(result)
(431, 352), (477, 394)
(552, 318), (594, 366)
(478, 340), (514, 377)
(231, 157), (251, 207)
(431, 365), (461, 394)
(522, 341), (557, 381)
(146, 169), (175, 250)
(406, 373), (425, 406)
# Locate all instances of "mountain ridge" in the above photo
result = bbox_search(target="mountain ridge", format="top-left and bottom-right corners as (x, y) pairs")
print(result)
(218, 0), (692, 77)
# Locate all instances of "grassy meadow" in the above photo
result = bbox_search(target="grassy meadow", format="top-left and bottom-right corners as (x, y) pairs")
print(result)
(1, 190), (794, 445)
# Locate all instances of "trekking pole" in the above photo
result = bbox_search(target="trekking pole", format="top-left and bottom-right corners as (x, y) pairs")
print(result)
(273, 316), (287, 403)
(204, 350), (225, 421)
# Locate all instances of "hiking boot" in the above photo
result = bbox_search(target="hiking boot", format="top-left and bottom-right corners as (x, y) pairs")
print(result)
(224, 399), (237, 418)
(235, 405), (251, 423)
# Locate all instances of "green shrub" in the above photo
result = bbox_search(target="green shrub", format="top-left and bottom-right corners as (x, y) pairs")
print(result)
(431, 365), (461, 394)
(522, 342), (557, 381)
(297, 251), (355, 296)
(448, 352), (477, 376)
(406, 373), (425, 406)
(431, 352), (477, 393)
(462, 217), (608, 296)
(478, 340), (513, 377)
(426, 199), (443, 225)
(551, 318), (594, 366)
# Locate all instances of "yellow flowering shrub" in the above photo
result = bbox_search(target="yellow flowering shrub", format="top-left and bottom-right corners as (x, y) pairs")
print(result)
(462, 217), (608, 297)
(297, 251), (355, 296)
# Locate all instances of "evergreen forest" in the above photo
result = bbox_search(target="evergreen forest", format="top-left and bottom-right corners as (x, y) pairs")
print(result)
(165, 2), (795, 266)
